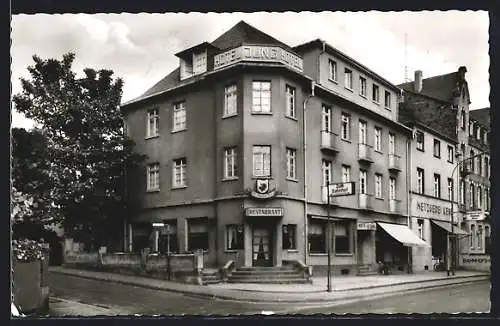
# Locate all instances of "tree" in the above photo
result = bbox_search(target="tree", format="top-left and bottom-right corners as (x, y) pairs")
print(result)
(12, 53), (146, 249)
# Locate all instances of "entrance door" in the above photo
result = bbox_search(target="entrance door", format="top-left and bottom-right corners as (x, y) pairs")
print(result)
(252, 227), (273, 267)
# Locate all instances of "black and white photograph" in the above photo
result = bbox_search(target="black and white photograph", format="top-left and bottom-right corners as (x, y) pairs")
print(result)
(10, 10), (492, 317)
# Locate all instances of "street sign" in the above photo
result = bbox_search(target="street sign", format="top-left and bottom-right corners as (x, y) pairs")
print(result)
(152, 222), (165, 228)
(328, 182), (355, 197)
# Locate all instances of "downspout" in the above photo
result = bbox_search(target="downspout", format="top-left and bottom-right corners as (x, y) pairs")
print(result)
(407, 127), (415, 273)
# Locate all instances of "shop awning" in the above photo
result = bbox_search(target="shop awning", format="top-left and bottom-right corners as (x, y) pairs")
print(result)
(431, 220), (469, 235)
(377, 222), (430, 247)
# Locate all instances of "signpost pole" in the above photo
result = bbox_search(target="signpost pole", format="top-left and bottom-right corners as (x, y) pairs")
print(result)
(327, 180), (332, 293)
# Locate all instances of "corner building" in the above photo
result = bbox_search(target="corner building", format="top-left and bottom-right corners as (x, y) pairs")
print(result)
(122, 21), (417, 275)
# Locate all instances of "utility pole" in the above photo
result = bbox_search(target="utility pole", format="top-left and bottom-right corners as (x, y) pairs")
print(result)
(404, 33), (409, 83)
(327, 180), (332, 292)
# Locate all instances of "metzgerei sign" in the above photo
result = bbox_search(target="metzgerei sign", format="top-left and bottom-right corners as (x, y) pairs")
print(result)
(328, 182), (355, 197)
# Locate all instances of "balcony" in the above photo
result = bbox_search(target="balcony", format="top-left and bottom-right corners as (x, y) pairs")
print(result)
(321, 186), (338, 205)
(388, 154), (402, 172)
(358, 143), (374, 163)
(389, 199), (403, 214)
(358, 193), (373, 210)
(320, 130), (339, 155)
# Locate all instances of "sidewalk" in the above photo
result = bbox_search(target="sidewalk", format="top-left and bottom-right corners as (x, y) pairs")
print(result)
(49, 266), (489, 304)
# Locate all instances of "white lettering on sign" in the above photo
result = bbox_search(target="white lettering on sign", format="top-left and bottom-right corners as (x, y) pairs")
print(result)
(245, 207), (284, 217)
(328, 182), (355, 197)
(357, 222), (377, 230)
(214, 46), (303, 72)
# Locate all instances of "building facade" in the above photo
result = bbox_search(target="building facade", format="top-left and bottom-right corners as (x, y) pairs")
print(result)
(121, 21), (423, 276)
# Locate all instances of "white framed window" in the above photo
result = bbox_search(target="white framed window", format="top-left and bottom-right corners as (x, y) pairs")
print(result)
(389, 132), (395, 155)
(359, 120), (367, 144)
(433, 174), (441, 198)
(173, 102), (187, 131)
(469, 121), (474, 136)
(417, 219), (424, 239)
(460, 180), (465, 205)
(282, 224), (297, 250)
(147, 108), (159, 138)
(476, 225), (482, 249)
(224, 147), (238, 179)
(252, 145), (271, 177)
(389, 177), (396, 200)
(252, 81), (271, 113)
(172, 158), (187, 187)
(476, 126), (481, 140)
(223, 84), (237, 117)
(285, 85), (296, 118)
(344, 68), (353, 90)
(322, 160), (332, 186)
(372, 84), (380, 103)
(417, 168), (424, 194)
(384, 91), (391, 109)
(147, 163), (160, 191)
(485, 187), (490, 211)
(375, 174), (383, 198)
(342, 165), (351, 183)
(447, 178), (454, 201)
(359, 169), (367, 194)
(193, 51), (207, 75)
(433, 139), (441, 158)
(341, 113), (350, 140)
(286, 148), (297, 180)
(226, 224), (244, 250)
(328, 59), (337, 81)
(322, 105), (332, 132)
(477, 186), (482, 209)
(469, 183), (475, 209)
(416, 131), (424, 151)
(374, 127), (382, 151)
(359, 76), (367, 97)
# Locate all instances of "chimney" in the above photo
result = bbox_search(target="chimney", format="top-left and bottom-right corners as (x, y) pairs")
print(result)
(458, 66), (467, 80)
(414, 70), (423, 93)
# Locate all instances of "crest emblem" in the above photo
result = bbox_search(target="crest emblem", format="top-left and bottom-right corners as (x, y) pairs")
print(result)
(256, 179), (269, 194)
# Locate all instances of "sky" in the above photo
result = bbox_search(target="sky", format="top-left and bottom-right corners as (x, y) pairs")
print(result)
(11, 11), (490, 130)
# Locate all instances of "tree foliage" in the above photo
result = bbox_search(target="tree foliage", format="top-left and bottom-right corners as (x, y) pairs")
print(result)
(12, 53), (146, 246)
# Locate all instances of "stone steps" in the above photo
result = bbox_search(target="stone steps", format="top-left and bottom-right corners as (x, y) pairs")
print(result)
(227, 266), (309, 284)
(227, 278), (311, 284)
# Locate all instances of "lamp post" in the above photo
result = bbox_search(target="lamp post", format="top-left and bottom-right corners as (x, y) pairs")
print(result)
(448, 150), (486, 276)
(326, 180), (332, 292)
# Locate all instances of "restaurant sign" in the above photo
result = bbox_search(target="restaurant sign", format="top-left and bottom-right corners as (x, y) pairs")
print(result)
(245, 207), (284, 217)
(328, 182), (355, 197)
(357, 222), (377, 231)
(213, 45), (304, 72)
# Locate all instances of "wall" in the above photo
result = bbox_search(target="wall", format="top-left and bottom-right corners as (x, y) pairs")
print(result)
(12, 258), (49, 314)
(459, 253), (490, 272)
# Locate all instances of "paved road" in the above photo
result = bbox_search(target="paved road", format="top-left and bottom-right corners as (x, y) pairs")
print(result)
(48, 273), (490, 316)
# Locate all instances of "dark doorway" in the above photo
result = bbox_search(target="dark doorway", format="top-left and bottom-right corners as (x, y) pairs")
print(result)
(252, 226), (273, 267)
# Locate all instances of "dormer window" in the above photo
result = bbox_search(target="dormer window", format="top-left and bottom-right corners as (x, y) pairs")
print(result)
(180, 59), (193, 80)
(177, 43), (214, 80)
(193, 50), (207, 75)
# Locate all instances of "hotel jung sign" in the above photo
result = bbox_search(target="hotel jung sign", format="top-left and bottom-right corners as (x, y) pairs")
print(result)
(214, 45), (304, 72)
(411, 197), (455, 220)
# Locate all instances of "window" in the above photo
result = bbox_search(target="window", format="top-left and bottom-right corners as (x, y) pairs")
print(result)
(193, 51), (207, 75)
(477, 186), (483, 209)
(470, 224), (475, 248)
(322, 105), (332, 132)
(389, 133), (395, 155)
(252, 146), (271, 177)
(484, 157), (489, 178)
(417, 168), (424, 194)
(447, 145), (454, 163)
(477, 155), (482, 176)
(147, 163), (160, 191)
(469, 121), (474, 136)
(322, 160), (332, 185)
(460, 180), (465, 205)
(374, 127), (382, 151)
(158, 220), (178, 254)
(470, 150), (475, 172)
(286, 148), (297, 180)
(476, 126), (481, 140)
(226, 225), (244, 250)
(187, 219), (208, 251)
(224, 147), (238, 179)
(147, 108), (159, 138)
(389, 177), (396, 200)
(375, 174), (383, 198)
(344, 68), (353, 90)
(173, 102), (187, 131)
(416, 131), (424, 151)
(359, 120), (367, 144)
(433, 139), (441, 158)
(224, 84), (237, 117)
(252, 81), (271, 113)
(485, 187), (490, 211)
(460, 110), (466, 129)
(372, 84), (380, 103)
(328, 59), (337, 81)
(342, 165), (351, 183)
(476, 225), (482, 249)
(433, 174), (441, 198)
(359, 169), (367, 194)
(384, 91), (391, 109)
(308, 219), (327, 253)
(447, 178), (454, 201)
(359, 76), (367, 97)
(469, 183), (475, 209)
(282, 224), (297, 250)
(485, 226), (491, 254)
(285, 85), (296, 118)
(417, 219), (424, 239)
(335, 221), (352, 254)
(483, 131), (488, 144)
(172, 158), (187, 187)
(341, 113), (351, 140)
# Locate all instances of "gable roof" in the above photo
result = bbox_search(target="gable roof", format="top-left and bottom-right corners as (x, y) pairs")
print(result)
(470, 108), (490, 129)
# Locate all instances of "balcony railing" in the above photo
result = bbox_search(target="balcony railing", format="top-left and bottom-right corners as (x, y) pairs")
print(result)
(320, 130), (339, 155)
(389, 199), (403, 214)
(358, 193), (373, 210)
(358, 143), (374, 163)
(321, 186), (338, 205)
(388, 154), (402, 172)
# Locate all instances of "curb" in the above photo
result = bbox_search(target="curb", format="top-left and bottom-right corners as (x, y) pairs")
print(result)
(49, 268), (489, 304)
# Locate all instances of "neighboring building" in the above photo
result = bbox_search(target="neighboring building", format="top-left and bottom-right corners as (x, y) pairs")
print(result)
(398, 69), (490, 272)
(121, 21), (419, 276)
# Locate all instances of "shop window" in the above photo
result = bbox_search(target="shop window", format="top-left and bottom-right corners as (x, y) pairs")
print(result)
(335, 221), (352, 254)
(132, 224), (153, 254)
(158, 220), (178, 254)
(187, 219), (209, 252)
(226, 224), (244, 250)
(282, 224), (297, 250)
(308, 220), (326, 254)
